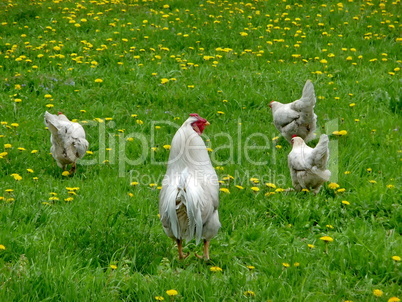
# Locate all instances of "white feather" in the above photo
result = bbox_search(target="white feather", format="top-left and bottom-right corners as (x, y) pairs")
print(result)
(288, 134), (331, 194)
(159, 116), (220, 245)
(270, 80), (317, 143)
(44, 111), (89, 170)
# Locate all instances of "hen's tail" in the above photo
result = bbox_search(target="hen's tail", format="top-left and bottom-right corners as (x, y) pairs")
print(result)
(292, 80), (316, 111)
(44, 111), (60, 135)
(313, 134), (329, 168)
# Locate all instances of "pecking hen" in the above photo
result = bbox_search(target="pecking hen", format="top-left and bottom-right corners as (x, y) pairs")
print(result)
(44, 111), (89, 173)
(159, 113), (220, 260)
(288, 134), (331, 194)
(269, 80), (317, 143)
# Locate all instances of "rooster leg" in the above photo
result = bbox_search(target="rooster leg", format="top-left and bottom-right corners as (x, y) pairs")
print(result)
(177, 239), (189, 260)
(195, 240), (210, 260)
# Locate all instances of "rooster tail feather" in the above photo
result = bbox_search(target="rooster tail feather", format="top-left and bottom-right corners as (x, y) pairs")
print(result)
(178, 168), (203, 244)
(165, 188), (181, 239)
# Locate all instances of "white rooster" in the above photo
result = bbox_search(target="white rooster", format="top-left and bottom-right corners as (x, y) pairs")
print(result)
(159, 113), (220, 260)
(44, 111), (89, 173)
(269, 80), (317, 143)
(288, 134), (331, 194)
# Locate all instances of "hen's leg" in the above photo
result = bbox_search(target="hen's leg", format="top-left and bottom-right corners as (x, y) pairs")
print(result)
(195, 240), (210, 260)
(69, 162), (76, 174)
(177, 239), (189, 260)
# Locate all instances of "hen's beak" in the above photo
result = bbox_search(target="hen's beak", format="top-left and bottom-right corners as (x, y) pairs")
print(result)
(205, 121), (210, 126)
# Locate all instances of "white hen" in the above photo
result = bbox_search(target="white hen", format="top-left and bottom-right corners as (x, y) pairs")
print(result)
(288, 134), (331, 194)
(44, 111), (89, 173)
(269, 80), (317, 143)
(159, 113), (220, 260)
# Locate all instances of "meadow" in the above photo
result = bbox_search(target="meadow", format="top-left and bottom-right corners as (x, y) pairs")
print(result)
(0, 0), (401, 301)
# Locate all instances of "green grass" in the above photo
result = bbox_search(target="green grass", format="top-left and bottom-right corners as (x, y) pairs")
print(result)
(0, 0), (401, 301)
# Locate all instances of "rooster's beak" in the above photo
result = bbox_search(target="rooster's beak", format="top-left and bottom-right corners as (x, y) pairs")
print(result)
(205, 121), (210, 126)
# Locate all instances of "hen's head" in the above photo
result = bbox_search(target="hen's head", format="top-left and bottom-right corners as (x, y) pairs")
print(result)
(291, 135), (303, 145)
(269, 100), (279, 109)
(189, 113), (210, 135)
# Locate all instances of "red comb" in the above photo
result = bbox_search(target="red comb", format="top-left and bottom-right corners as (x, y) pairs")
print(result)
(190, 113), (200, 117)
(292, 135), (298, 138)
(58, 111), (63, 115)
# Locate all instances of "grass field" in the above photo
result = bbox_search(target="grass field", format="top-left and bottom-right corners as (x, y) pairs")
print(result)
(0, 0), (401, 301)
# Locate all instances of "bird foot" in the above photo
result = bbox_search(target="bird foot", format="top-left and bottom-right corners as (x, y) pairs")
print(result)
(178, 252), (190, 260)
(195, 253), (209, 261)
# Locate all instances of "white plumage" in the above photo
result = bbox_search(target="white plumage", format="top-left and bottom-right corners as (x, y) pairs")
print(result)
(288, 134), (331, 194)
(159, 114), (220, 260)
(44, 111), (89, 172)
(270, 80), (317, 143)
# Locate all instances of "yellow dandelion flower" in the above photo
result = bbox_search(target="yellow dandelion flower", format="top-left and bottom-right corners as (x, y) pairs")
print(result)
(31, 150), (38, 154)
(163, 145), (171, 150)
(64, 197), (74, 202)
(130, 182), (139, 186)
(275, 188), (285, 192)
(250, 178), (259, 184)
(244, 291), (255, 297)
(62, 171), (70, 177)
(282, 263), (290, 268)
(246, 265), (255, 270)
(166, 290), (178, 296)
(342, 200), (350, 205)
(94, 78), (103, 83)
(388, 298), (401, 302)
(219, 188), (230, 194)
(337, 188), (346, 193)
(308, 244), (315, 249)
(12, 174), (22, 181)
(386, 184), (395, 189)
(235, 185), (244, 190)
(294, 262), (300, 267)
(217, 111), (225, 114)
(210, 266), (223, 272)
(320, 236), (334, 242)
(44, 94), (52, 98)
(4, 144), (12, 149)
(110, 264), (117, 270)
(251, 187), (260, 192)
(392, 256), (401, 262)
(373, 290), (383, 297)
(26, 169), (34, 173)
(328, 182), (340, 190)
(160, 78), (169, 84)
(155, 297), (165, 301)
